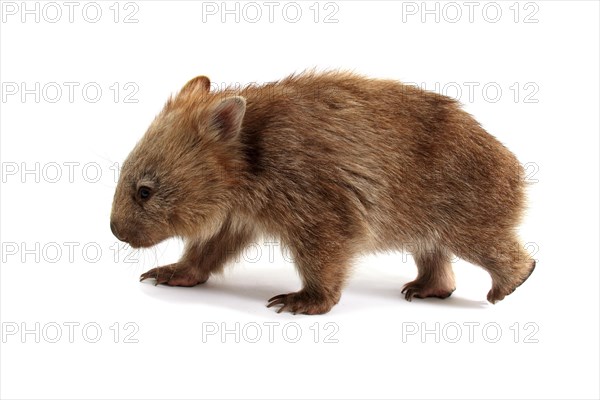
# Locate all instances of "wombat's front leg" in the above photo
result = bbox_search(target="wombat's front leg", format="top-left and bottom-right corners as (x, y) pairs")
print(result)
(267, 232), (350, 315)
(140, 220), (253, 287)
(139, 260), (206, 287)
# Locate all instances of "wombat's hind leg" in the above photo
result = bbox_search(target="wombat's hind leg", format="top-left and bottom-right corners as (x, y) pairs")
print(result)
(454, 234), (536, 304)
(402, 245), (456, 301)
(484, 240), (536, 304)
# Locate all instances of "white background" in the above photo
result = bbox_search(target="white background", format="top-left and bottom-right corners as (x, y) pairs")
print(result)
(1, 1), (598, 399)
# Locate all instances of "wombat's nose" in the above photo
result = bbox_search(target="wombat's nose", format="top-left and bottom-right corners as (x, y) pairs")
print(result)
(110, 221), (126, 241)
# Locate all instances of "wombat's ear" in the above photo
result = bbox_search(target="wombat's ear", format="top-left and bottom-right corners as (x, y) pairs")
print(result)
(179, 75), (211, 97)
(210, 96), (246, 141)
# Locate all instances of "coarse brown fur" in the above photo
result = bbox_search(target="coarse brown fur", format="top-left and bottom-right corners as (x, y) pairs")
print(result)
(110, 71), (536, 314)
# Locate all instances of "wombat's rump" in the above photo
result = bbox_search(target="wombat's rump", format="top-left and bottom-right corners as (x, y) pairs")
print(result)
(110, 71), (535, 314)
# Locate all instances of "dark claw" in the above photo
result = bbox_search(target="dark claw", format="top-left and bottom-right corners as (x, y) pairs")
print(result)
(265, 290), (334, 315)
(268, 294), (287, 303)
(402, 285), (418, 301)
(140, 270), (153, 281)
(267, 297), (284, 309)
(140, 270), (157, 283)
(403, 283), (454, 301)
(267, 293), (294, 313)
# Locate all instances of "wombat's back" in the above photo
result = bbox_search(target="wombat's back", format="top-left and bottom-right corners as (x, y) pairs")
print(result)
(234, 71), (525, 250)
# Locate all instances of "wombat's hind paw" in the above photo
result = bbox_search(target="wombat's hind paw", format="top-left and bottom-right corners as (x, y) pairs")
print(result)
(402, 282), (455, 301)
(486, 287), (504, 304)
(267, 290), (337, 315)
(488, 259), (537, 304)
(140, 264), (207, 287)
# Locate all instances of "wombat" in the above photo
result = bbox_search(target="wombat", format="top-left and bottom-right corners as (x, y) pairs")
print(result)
(110, 71), (536, 314)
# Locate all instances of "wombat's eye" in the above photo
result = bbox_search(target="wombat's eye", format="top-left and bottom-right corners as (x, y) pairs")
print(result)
(138, 186), (152, 201)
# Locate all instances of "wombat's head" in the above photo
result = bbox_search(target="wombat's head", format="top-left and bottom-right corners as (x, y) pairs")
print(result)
(110, 76), (246, 248)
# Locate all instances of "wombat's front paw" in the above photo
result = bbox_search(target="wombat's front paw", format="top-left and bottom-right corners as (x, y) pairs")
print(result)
(140, 263), (208, 287)
(267, 290), (338, 315)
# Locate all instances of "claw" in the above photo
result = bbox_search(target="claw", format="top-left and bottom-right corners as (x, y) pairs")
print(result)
(139, 264), (206, 287)
(265, 291), (336, 315)
(401, 284), (417, 301)
(268, 294), (287, 303)
(266, 293), (292, 313)
(266, 299), (281, 308)
(402, 281), (454, 301)
(139, 270), (155, 282)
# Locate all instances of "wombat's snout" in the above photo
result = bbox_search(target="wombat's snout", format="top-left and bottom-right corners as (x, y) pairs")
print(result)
(110, 220), (127, 242)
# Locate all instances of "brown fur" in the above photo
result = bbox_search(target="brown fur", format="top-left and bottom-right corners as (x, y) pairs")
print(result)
(110, 71), (536, 314)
